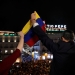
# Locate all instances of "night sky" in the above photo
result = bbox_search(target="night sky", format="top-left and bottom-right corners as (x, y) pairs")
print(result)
(0, 0), (75, 32)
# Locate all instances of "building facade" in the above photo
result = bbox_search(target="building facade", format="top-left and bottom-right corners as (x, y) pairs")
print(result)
(0, 31), (20, 62)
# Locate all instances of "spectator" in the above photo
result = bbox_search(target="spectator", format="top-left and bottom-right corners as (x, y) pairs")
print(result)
(0, 31), (24, 75)
(31, 12), (75, 75)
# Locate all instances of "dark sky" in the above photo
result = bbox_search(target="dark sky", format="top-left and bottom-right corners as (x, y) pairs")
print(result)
(0, 0), (75, 32)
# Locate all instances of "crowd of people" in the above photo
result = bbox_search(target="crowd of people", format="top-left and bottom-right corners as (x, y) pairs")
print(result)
(8, 60), (51, 75)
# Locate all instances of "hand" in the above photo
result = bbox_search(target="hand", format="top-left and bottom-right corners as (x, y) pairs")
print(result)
(30, 11), (36, 25)
(17, 31), (24, 37)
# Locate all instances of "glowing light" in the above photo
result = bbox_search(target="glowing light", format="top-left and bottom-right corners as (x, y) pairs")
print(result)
(8, 39), (10, 42)
(51, 54), (53, 59)
(42, 56), (45, 60)
(5, 50), (8, 53)
(44, 53), (48, 56)
(2, 39), (5, 42)
(47, 54), (50, 59)
(11, 50), (13, 53)
(32, 52), (34, 57)
(14, 39), (16, 42)
(15, 58), (20, 63)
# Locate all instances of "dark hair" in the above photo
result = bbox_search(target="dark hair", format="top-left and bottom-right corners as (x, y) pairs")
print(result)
(62, 30), (74, 41)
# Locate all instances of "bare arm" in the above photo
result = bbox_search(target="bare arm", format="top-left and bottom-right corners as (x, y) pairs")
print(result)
(16, 31), (24, 52)
(17, 36), (24, 52)
(0, 31), (24, 74)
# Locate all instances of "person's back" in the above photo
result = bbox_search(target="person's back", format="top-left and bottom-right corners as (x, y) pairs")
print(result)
(34, 27), (75, 75)
(49, 30), (75, 75)
(30, 12), (75, 75)
(50, 40), (75, 75)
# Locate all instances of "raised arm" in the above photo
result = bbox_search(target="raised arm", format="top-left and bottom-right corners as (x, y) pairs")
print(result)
(31, 12), (58, 52)
(0, 31), (24, 74)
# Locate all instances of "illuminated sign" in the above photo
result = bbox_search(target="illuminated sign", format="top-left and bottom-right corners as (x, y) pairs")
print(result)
(46, 25), (67, 32)
(3, 33), (18, 36)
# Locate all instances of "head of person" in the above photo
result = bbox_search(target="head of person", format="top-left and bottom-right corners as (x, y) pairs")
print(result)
(61, 30), (74, 42)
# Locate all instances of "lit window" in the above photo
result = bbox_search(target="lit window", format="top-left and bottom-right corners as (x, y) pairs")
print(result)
(51, 54), (53, 59)
(5, 50), (8, 53)
(2, 39), (5, 42)
(14, 39), (16, 42)
(0, 60), (2, 61)
(8, 39), (10, 42)
(11, 50), (13, 53)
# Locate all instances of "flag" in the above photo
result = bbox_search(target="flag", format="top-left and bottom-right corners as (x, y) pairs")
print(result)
(22, 11), (46, 47)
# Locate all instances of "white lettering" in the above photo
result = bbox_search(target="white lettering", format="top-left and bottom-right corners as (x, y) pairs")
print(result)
(58, 25), (60, 28)
(50, 25), (54, 27)
(61, 25), (63, 28)
(55, 25), (57, 28)
(64, 25), (66, 28)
